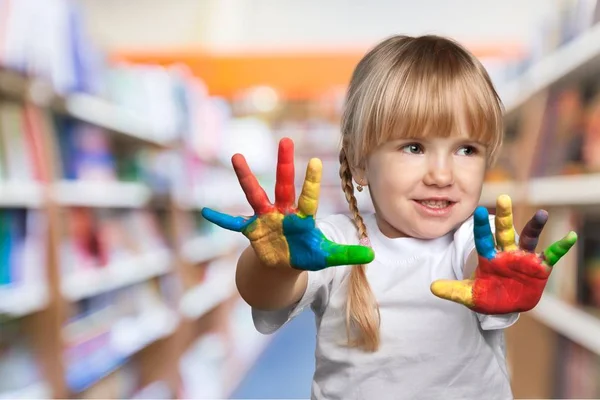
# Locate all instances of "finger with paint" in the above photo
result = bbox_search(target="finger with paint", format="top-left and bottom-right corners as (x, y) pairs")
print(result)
(494, 195), (518, 252)
(518, 210), (548, 253)
(201, 138), (375, 271)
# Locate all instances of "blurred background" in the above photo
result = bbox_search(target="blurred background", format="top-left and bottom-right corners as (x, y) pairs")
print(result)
(0, 0), (599, 398)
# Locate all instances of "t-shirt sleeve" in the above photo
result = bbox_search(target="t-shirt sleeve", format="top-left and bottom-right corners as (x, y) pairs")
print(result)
(251, 216), (341, 335)
(452, 213), (520, 331)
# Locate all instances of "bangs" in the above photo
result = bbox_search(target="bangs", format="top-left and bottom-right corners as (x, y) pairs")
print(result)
(347, 36), (504, 166)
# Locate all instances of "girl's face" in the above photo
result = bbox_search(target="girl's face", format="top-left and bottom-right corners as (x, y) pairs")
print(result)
(361, 134), (487, 239)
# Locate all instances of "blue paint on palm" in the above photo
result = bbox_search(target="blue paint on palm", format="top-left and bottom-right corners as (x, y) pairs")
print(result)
(473, 206), (497, 260)
(282, 214), (329, 271)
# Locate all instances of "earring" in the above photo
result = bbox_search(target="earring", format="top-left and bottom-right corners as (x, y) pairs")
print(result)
(357, 181), (365, 192)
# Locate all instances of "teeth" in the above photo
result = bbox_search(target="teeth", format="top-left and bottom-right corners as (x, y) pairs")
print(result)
(419, 200), (450, 208)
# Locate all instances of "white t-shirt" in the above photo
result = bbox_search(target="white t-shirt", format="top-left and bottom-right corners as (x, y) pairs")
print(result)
(252, 213), (519, 400)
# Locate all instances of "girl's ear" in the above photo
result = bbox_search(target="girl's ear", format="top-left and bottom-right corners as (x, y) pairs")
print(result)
(351, 164), (368, 187)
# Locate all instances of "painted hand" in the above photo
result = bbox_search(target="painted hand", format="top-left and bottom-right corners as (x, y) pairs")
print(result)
(201, 138), (374, 271)
(430, 195), (577, 314)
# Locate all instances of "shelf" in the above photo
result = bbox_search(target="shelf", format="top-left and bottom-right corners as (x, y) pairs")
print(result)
(480, 174), (600, 207)
(181, 231), (246, 265)
(64, 94), (174, 148)
(530, 293), (600, 356)
(61, 249), (172, 301)
(528, 173), (600, 206)
(179, 248), (244, 320)
(0, 182), (44, 208)
(65, 306), (179, 393)
(480, 181), (524, 207)
(0, 381), (52, 400)
(110, 306), (180, 356)
(0, 68), (173, 148)
(179, 271), (237, 320)
(0, 283), (48, 317)
(52, 180), (152, 208)
(502, 23), (600, 117)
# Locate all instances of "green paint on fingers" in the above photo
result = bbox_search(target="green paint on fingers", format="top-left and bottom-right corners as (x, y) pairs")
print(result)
(323, 240), (375, 267)
(543, 231), (578, 267)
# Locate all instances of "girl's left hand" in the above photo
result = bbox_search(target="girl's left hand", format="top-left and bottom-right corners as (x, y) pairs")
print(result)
(430, 195), (578, 315)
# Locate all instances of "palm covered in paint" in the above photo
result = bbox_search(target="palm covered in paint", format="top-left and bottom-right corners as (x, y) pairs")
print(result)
(201, 138), (374, 271)
(431, 195), (577, 315)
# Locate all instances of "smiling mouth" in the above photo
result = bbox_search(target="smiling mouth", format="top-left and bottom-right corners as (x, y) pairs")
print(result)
(415, 199), (456, 209)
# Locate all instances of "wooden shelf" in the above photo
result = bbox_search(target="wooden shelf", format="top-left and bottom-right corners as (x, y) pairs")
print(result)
(64, 306), (180, 393)
(502, 22), (600, 117)
(530, 293), (600, 356)
(0, 69), (172, 148)
(61, 249), (172, 301)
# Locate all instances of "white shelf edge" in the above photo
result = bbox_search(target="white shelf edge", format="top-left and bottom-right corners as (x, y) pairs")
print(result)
(0, 381), (52, 400)
(62, 249), (172, 301)
(530, 293), (600, 356)
(0, 283), (48, 317)
(502, 22), (600, 114)
(52, 180), (151, 208)
(480, 174), (600, 207)
(110, 307), (180, 356)
(480, 181), (524, 206)
(65, 94), (172, 147)
(179, 274), (236, 320)
(181, 232), (246, 265)
(527, 173), (600, 206)
(0, 182), (44, 207)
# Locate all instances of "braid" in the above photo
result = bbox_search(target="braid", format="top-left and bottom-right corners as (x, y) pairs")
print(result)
(339, 150), (368, 239)
(339, 149), (380, 352)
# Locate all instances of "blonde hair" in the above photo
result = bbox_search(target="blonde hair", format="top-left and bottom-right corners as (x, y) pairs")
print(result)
(339, 35), (504, 352)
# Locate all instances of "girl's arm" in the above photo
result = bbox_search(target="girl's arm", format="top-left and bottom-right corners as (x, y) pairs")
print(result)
(236, 245), (308, 311)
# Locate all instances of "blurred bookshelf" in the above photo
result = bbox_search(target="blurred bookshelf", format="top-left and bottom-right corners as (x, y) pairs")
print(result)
(0, 2), (257, 399)
(488, 1), (600, 398)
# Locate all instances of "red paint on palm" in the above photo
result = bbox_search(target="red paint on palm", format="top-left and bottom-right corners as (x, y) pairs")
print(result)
(471, 252), (550, 314)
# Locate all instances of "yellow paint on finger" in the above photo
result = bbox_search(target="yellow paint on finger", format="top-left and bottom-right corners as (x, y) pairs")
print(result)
(495, 195), (517, 251)
(430, 279), (475, 308)
(298, 158), (322, 217)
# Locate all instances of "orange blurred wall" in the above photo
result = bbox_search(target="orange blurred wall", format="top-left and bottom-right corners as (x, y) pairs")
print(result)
(112, 43), (523, 100)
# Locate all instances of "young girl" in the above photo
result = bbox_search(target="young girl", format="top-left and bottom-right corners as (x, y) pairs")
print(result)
(202, 35), (577, 400)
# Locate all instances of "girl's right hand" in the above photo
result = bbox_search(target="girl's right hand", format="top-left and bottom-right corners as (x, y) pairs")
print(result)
(201, 138), (375, 271)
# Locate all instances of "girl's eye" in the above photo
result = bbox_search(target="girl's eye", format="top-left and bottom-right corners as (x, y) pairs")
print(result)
(401, 143), (424, 154)
(456, 145), (477, 156)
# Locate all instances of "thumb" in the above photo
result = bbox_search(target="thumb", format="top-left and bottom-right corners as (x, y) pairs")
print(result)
(430, 279), (475, 308)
